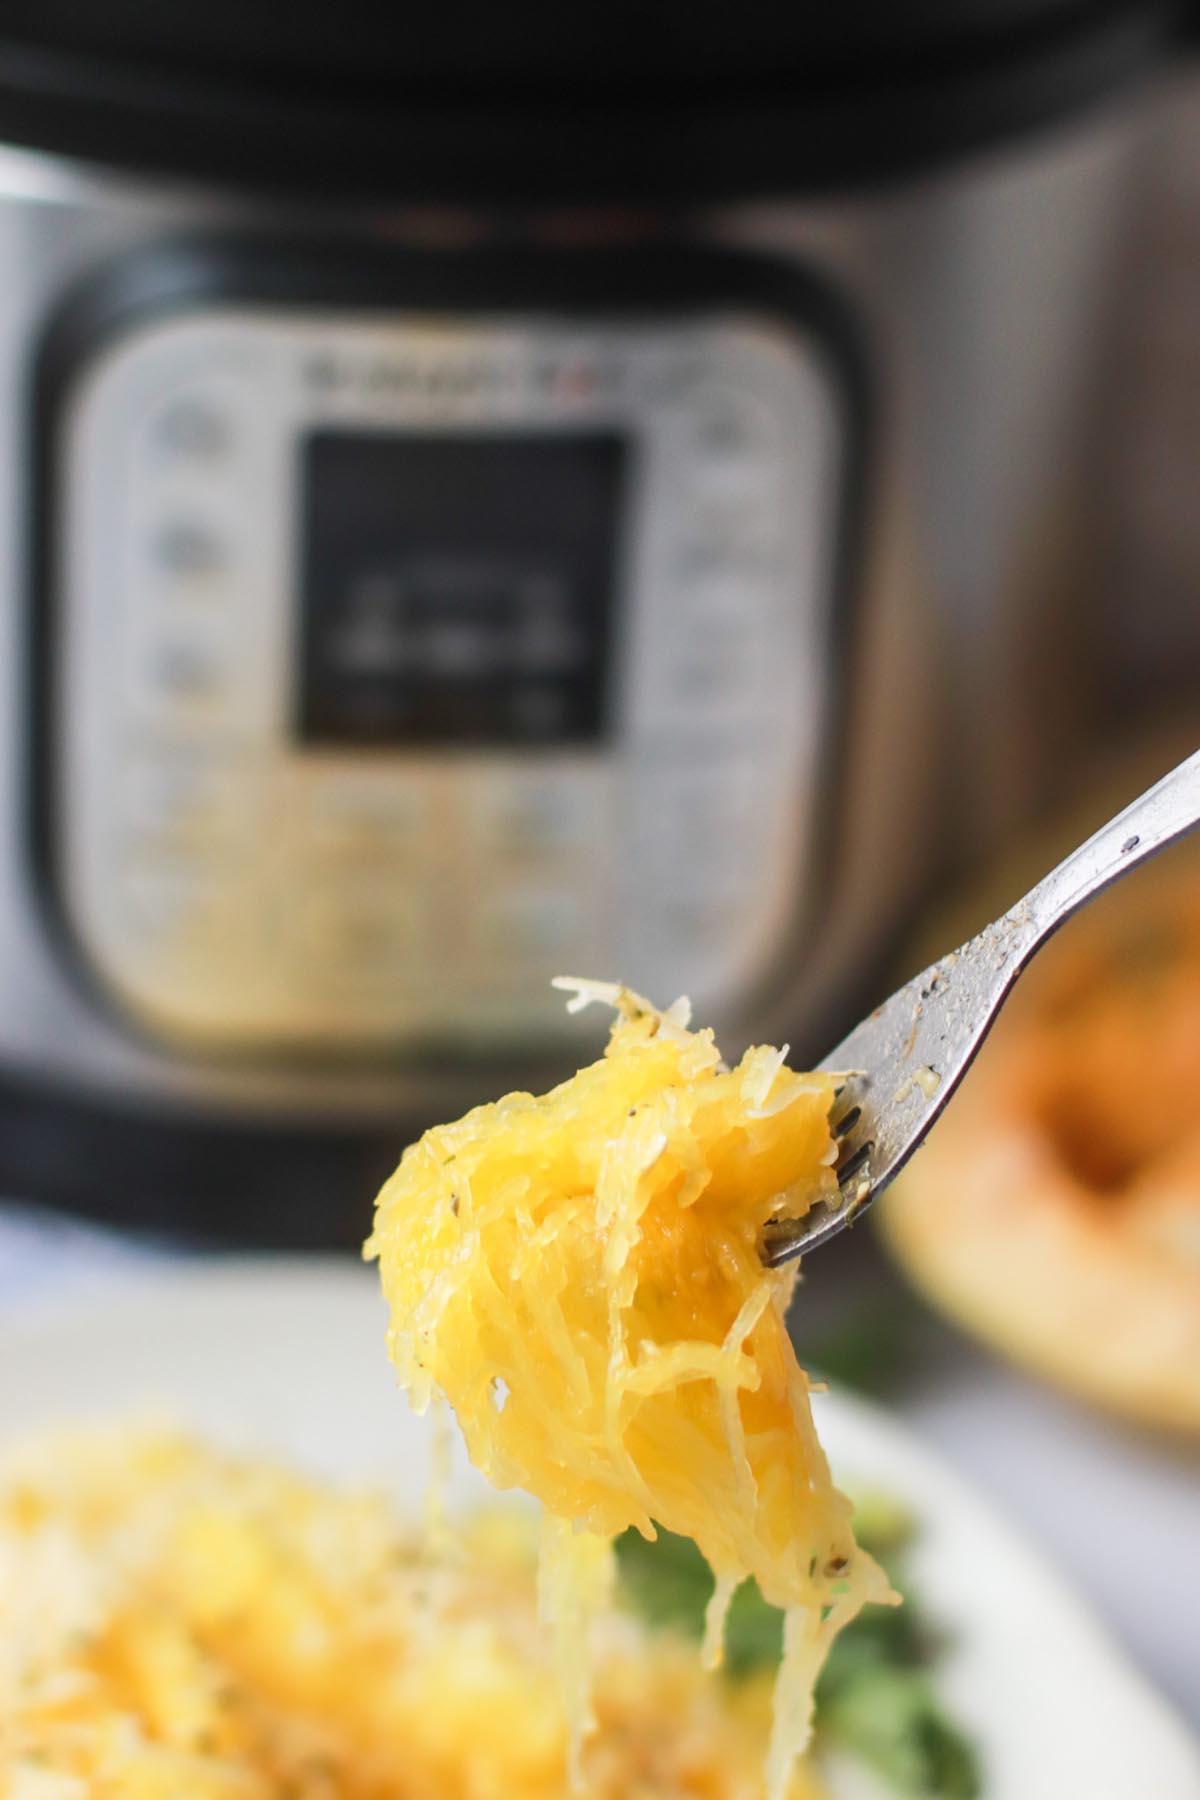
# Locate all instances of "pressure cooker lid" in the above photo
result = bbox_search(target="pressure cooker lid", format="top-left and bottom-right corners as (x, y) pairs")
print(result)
(0, 0), (1182, 202)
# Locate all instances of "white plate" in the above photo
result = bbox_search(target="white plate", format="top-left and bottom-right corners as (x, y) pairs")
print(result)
(1, 1259), (1196, 1800)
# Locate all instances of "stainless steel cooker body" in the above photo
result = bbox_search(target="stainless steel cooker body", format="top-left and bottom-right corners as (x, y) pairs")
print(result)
(0, 93), (1155, 1235)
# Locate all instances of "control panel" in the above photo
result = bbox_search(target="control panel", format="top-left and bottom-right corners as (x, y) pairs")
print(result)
(49, 284), (847, 1051)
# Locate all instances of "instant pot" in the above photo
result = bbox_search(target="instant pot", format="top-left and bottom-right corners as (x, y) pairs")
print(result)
(0, 3), (1182, 1241)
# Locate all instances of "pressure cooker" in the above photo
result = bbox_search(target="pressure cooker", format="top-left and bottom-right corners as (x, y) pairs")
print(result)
(0, 3), (1183, 1242)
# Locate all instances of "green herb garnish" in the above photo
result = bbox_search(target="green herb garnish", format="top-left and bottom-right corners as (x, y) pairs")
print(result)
(615, 1494), (980, 1800)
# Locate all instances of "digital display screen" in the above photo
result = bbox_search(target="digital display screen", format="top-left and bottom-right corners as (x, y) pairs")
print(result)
(298, 431), (628, 746)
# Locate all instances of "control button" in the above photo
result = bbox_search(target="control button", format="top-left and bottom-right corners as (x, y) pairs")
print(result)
(622, 753), (794, 1010)
(127, 626), (232, 719)
(693, 389), (771, 462)
(116, 856), (229, 947)
(675, 539), (774, 583)
(152, 520), (226, 578)
(689, 491), (769, 541)
(147, 639), (225, 701)
(634, 646), (763, 731)
(155, 397), (231, 458)
(475, 888), (587, 966)
(688, 391), (780, 507)
(697, 405), (753, 457)
(120, 751), (249, 844)
(293, 882), (426, 975)
(630, 766), (766, 900)
(666, 640), (756, 707)
(307, 775), (428, 855)
(676, 493), (779, 581)
(301, 350), (342, 395)
(637, 587), (776, 729)
(470, 771), (605, 857)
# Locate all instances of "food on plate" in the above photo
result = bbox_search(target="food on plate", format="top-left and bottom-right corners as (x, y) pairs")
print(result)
(367, 979), (894, 1798)
(0, 1423), (817, 1800)
(0, 1423), (977, 1800)
(882, 836), (1200, 1432)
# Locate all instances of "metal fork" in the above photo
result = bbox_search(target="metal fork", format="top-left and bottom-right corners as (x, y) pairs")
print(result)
(762, 747), (1200, 1267)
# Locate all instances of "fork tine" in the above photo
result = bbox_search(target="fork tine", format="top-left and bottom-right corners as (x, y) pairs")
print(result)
(833, 1104), (861, 1140)
(836, 1142), (873, 1188)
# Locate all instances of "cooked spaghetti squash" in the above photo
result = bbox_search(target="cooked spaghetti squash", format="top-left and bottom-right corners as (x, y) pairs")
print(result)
(0, 1422), (833, 1800)
(367, 980), (893, 1798)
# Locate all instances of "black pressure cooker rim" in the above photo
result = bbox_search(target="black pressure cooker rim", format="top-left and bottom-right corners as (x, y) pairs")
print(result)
(0, 1), (1182, 205)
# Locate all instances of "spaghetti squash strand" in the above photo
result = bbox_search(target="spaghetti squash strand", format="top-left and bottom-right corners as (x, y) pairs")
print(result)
(367, 982), (896, 1796)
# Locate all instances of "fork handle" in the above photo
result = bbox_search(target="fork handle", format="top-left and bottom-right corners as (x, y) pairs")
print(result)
(766, 747), (1200, 1266)
(1024, 747), (1200, 949)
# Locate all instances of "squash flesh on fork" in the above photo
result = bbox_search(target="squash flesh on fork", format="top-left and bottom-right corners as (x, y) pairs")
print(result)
(368, 982), (893, 1798)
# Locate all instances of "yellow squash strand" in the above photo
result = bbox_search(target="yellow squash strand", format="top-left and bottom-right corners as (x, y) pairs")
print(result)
(367, 983), (895, 1798)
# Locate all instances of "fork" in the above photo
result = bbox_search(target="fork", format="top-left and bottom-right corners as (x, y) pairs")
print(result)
(762, 747), (1200, 1267)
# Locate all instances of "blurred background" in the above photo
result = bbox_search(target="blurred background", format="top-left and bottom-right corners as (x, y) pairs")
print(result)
(0, 0), (1195, 1738)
